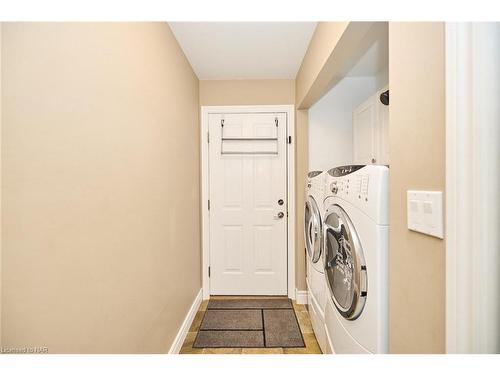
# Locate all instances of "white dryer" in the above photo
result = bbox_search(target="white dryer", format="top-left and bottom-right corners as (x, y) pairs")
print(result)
(304, 170), (327, 353)
(322, 165), (389, 354)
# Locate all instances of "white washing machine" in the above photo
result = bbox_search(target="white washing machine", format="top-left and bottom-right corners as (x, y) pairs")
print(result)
(304, 170), (327, 353)
(322, 165), (389, 354)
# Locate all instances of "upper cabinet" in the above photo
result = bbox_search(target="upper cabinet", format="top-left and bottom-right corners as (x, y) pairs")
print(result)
(353, 86), (389, 165)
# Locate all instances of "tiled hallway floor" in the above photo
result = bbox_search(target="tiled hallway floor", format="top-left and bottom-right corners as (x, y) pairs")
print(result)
(179, 296), (322, 354)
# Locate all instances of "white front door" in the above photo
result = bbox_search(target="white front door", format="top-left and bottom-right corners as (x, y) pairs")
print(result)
(208, 112), (288, 295)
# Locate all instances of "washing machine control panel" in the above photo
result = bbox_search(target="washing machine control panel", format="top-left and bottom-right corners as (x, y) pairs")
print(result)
(324, 165), (389, 225)
(330, 179), (351, 195)
(331, 175), (370, 199)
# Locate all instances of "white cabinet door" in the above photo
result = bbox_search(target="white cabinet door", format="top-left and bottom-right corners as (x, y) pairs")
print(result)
(376, 87), (390, 165)
(208, 112), (288, 295)
(353, 88), (390, 166)
(353, 95), (377, 164)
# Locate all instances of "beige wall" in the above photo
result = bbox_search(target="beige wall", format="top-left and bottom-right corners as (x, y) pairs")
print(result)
(1, 23), (200, 353)
(388, 22), (446, 353)
(295, 110), (308, 291)
(199, 79), (295, 106)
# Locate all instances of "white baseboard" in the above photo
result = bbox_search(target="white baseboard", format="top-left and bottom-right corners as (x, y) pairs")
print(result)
(295, 289), (308, 305)
(168, 288), (203, 354)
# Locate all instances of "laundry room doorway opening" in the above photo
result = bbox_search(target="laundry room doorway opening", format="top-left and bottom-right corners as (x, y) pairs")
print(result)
(201, 105), (295, 300)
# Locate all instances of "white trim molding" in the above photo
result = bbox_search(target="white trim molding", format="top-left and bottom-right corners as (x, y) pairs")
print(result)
(168, 289), (203, 354)
(446, 22), (500, 354)
(200, 105), (296, 300)
(295, 289), (308, 305)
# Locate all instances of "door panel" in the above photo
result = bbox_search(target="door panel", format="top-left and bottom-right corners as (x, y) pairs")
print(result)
(254, 158), (273, 207)
(353, 96), (376, 164)
(223, 158), (243, 207)
(253, 225), (273, 272)
(223, 226), (243, 272)
(209, 112), (288, 295)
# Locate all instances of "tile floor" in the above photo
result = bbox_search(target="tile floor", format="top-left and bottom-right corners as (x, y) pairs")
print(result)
(179, 296), (322, 354)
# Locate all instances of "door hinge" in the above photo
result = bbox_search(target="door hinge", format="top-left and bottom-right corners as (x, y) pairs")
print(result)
(208, 200), (210, 210)
(207, 131), (209, 143)
(208, 266), (211, 277)
(275, 117), (278, 127)
(221, 119), (224, 127)
(288, 136), (292, 144)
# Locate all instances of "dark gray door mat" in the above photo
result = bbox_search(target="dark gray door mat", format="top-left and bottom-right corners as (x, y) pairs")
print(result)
(207, 298), (292, 310)
(263, 309), (304, 347)
(194, 330), (265, 348)
(200, 310), (263, 330)
(193, 298), (305, 348)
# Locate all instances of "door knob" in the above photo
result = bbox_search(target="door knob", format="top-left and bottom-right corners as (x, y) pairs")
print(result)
(276, 212), (284, 219)
(278, 199), (284, 206)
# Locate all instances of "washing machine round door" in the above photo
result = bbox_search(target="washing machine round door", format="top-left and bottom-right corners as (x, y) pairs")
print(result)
(323, 204), (367, 320)
(304, 196), (323, 263)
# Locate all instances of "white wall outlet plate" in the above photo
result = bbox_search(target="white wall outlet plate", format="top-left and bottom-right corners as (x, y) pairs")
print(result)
(407, 190), (444, 239)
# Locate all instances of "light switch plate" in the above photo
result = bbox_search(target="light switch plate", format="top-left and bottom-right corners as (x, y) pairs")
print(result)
(407, 190), (443, 239)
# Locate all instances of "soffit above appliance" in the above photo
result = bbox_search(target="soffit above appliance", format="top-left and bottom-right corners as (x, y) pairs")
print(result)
(347, 22), (388, 77)
(169, 22), (317, 80)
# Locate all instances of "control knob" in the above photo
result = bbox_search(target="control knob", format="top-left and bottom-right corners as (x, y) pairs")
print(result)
(330, 182), (338, 194)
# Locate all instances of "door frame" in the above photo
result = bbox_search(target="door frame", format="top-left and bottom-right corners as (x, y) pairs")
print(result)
(445, 23), (500, 353)
(200, 105), (295, 300)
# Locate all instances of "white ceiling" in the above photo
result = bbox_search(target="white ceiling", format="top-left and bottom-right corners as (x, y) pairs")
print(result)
(169, 22), (317, 80)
